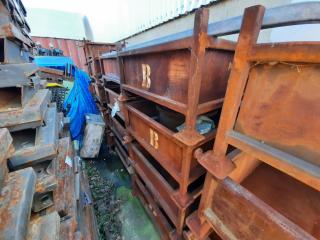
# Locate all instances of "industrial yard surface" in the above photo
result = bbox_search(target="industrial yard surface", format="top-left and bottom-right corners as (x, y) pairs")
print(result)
(86, 142), (160, 240)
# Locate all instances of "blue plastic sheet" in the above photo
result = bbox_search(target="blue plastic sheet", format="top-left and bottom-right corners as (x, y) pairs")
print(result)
(34, 56), (75, 76)
(64, 68), (98, 141)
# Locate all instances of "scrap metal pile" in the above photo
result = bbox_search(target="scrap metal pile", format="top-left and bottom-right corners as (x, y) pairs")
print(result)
(0, 0), (97, 239)
(91, 2), (320, 240)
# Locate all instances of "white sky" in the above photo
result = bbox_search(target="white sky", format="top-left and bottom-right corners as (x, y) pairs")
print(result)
(22, 0), (130, 42)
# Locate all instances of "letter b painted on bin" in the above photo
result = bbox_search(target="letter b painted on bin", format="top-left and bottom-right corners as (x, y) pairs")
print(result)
(142, 64), (151, 89)
(149, 128), (159, 149)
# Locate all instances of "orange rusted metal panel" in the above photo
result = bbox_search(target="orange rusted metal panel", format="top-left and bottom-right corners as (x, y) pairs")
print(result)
(192, 3), (320, 240)
(32, 36), (87, 70)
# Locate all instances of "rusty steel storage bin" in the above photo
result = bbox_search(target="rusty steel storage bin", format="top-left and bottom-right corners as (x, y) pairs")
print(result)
(120, 8), (236, 238)
(132, 174), (175, 240)
(109, 108), (131, 171)
(109, 113), (126, 144)
(101, 50), (127, 121)
(129, 142), (203, 237)
(99, 49), (133, 173)
(119, 8), (234, 146)
(93, 50), (119, 107)
(188, 3), (320, 240)
(105, 82), (125, 121)
(100, 51), (124, 132)
(83, 41), (116, 78)
(100, 51), (123, 128)
(125, 99), (216, 193)
(121, 6), (235, 197)
(93, 79), (108, 105)
(114, 136), (130, 172)
(101, 51), (121, 83)
(106, 84), (132, 172)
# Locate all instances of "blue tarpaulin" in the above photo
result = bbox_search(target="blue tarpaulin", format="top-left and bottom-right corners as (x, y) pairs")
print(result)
(34, 56), (75, 75)
(34, 56), (98, 142)
(63, 68), (98, 141)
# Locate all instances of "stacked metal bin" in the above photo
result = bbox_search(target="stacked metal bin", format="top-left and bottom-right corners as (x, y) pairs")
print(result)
(83, 41), (116, 120)
(83, 41), (116, 80)
(95, 3), (320, 240)
(83, 41), (116, 111)
(94, 7), (236, 239)
(186, 3), (320, 240)
(0, 1), (98, 239)
(99, 50), (133, 172)
(115, 8), (236, 239)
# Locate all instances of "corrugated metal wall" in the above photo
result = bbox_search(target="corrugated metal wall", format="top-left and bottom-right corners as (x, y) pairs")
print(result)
(32, 36), (87, 70)
(126, 0), (216, 36)
(125, 0), (320, 47)
(106, 0), (217, 42)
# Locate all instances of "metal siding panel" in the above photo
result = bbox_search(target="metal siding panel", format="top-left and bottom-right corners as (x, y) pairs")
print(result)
(131, 0), (217, 39)
(31, 37), (87, 70)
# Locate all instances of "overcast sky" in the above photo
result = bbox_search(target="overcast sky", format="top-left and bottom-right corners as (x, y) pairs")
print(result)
(22, 0), (129, 42)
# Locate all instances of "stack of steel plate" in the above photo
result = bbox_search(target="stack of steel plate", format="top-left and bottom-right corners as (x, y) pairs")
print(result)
(0, 1), (98, 239)
(0, 0), (33, 63)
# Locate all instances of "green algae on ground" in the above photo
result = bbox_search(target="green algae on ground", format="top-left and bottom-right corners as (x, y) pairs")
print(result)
(116, 186), (160, 240)
(86, 160), (122, 240)
(86, 147), (161, 240)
